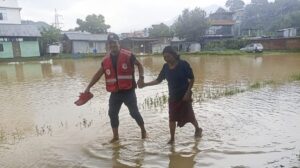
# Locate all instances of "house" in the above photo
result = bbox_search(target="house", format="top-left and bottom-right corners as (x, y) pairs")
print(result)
(120, 29), (149, 39)
(62, 32), (107, 54)
(0, 0), (41, 59)
(151, 36), (201, 53)
(232, 9), (244, 36)
(202, 9), (236, 47)
(151, 36), (171, 54)
(0, 24), (41, 58)
(0, 0), (21, 24)
(205, 9), (235, 37)
(277, 28), (300, 38)
(241, 28), (264, 37)
(170, 37), (187, 52)
(188, 42), (201, 52)
(120, 37), (157, 55)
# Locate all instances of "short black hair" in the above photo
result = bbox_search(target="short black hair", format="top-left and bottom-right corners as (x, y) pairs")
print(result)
(107, 33), (119, 42)
(162, 46), (180, 60)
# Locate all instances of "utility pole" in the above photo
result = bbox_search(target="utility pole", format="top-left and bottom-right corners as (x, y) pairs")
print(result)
(54, 9), (63, 29)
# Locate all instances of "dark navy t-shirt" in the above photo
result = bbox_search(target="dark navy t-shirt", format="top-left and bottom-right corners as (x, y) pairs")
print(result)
(156, 60), (194, 101)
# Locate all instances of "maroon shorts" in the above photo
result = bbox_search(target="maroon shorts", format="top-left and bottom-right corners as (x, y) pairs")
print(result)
(168, 100), (196, 127)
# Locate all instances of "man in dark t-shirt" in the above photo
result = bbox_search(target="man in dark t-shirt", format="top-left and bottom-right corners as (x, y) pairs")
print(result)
(156, 60), (194, 101)
(140, 46), (202, 144)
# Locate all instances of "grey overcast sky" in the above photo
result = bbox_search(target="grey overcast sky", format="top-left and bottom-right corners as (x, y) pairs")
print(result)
(18, 0), (252, 33)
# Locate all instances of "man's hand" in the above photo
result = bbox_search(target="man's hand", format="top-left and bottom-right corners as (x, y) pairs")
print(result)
(84, 88), (90, 93)
(137, 78), (145, 88)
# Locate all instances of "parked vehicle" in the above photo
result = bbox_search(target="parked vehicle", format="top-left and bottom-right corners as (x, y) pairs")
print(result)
(240, 43), (264, 53)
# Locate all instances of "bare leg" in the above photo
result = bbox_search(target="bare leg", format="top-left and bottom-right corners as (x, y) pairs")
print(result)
(168, 121), (176, 144)
(110, 128), (119, 143)
(139, 124), (147, 139)
(191, 120), (202, 137)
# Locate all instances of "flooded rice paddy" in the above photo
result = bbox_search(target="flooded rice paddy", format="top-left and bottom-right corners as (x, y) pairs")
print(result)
(0, 54), (300, 168)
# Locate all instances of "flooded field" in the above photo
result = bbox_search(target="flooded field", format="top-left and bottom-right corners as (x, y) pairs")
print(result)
(0, 54), (300, 168)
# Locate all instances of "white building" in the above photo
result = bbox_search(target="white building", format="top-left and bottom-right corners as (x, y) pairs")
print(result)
(0, 0), (22, 24)
(0, 0), (41, 58)
(277, 28), (300, 38)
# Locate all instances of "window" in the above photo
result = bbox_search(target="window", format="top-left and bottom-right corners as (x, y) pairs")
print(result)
(0, 38), (8, 42)
(0, 11), (7, 21)
(0, 44), (4, 52)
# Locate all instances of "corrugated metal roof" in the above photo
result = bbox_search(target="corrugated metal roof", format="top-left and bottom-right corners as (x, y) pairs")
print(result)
(121, 37), (158, 42)
(65, 33), (108, 41)
(210, 20), (235, 26)
(0, 24), (41, 37)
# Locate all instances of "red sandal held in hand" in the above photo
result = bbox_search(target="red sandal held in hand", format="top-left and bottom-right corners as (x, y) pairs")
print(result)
(74, 92), (93, 106)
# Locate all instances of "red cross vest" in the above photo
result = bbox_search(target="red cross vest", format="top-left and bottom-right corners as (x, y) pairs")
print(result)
(102, 49), (134, 92)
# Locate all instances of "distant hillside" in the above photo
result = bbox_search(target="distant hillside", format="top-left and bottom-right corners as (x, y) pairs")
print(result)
(21, 20), (50, 30)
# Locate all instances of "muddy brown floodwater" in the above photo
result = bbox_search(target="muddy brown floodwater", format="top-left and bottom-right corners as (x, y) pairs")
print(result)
(0, 54), (300, 168)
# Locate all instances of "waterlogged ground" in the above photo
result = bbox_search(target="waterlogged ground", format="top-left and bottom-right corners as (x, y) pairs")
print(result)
(0, 54), (300, 168)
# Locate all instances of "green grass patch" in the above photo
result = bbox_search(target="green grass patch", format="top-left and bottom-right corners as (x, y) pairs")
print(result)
(291, 73), (300, 81)
(250, 82), (262, 89)
(264, 80), (276, 85)
(0, 128), (6, 142)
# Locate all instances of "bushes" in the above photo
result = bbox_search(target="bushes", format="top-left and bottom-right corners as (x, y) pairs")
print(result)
(203, 38), (250, 50)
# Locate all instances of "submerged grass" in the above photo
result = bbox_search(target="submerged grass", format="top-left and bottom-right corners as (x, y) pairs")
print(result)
(291, 73), (300, 81)
(0, 128), (7, 142)
(249, 82), (262, 89)
(142, 75), (299, 109)
(0, 127), (25, 144)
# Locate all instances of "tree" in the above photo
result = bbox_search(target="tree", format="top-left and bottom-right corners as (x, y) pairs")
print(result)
(148, 23), (173, 37)
(39, 26), (61, 55)
(216, 7), (227, 13)
(241, 0), (300, 34)
(225, 0), (245, 11)
(75, 14), (110, 34)
(270, 11), (300, 30)
(173, 8), (209, 41)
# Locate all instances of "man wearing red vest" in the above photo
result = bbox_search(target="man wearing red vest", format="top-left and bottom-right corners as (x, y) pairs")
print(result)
(83, 33), (147, 143)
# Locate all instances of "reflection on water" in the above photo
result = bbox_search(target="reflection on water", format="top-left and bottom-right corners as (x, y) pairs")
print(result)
(168, 140), (200, 168)
(0, 55), (300, 168)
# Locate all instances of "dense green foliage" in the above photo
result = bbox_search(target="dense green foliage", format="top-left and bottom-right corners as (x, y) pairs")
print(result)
(148, 23), (173, 37)
(225, 0), (245, 11)
(241, 0), (300, 34)
(172, 8), (210, 41)
(39, 26), (61, 55)
(75, 14), (110, 34)
(203, 39), (250, 50)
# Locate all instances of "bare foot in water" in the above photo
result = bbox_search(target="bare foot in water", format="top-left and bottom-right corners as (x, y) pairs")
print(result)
(167, 139), (175, 144)
(195, 127), (203, 138)
(110, 137), (119, 143)
(141, 130), (147, 139)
